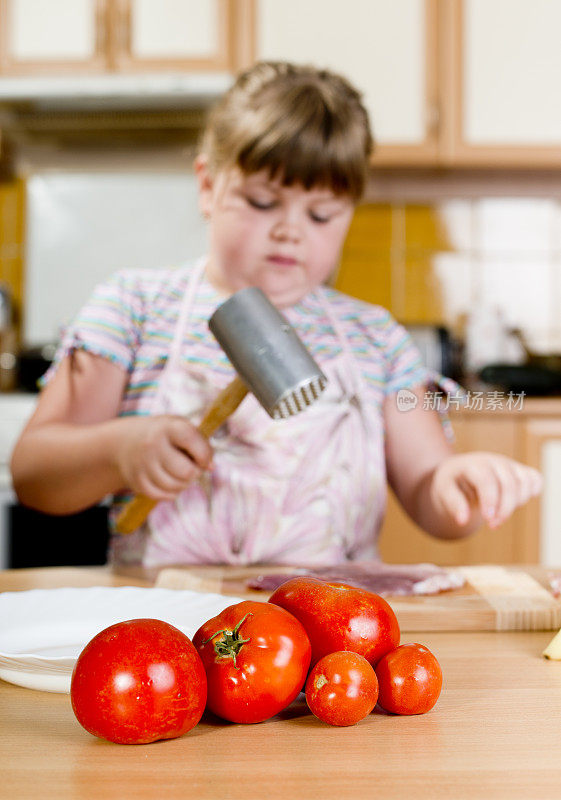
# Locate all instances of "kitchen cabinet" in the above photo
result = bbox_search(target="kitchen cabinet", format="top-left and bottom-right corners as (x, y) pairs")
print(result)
(378, 399), (561, 567)
(440, 0), (561, 166)
(255, 0), (561, 166)
(3, 1), (561, 166)
(379, 408), (527, 566)
(0, 0), (254, 75)
(523, 417), (561, 567)
(255, 0), (561, 167)
(0, 0), (107, 74)
(110, 0), (247, 73)
(254, 0), (440, 164)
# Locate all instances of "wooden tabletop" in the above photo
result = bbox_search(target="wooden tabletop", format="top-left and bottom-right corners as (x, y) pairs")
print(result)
(1, 566), (561, 800)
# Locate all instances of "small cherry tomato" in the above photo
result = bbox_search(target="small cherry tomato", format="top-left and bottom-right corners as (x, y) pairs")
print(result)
(269, 577), (400, 667)
(305, 651), (379, 726)
(375, 643), (443, 715)
(193, 600), (311, 724)
(71, 618), (207, 744)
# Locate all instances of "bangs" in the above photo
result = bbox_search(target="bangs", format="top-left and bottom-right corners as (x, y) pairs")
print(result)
(235, 84), (370, 200)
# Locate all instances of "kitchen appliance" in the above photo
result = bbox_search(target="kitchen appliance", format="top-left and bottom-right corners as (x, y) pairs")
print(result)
(405, 324), (463, 381)
(479, 328), (561, 395)
(15, 343), (56, 392)
(479, 364), (561, 395)
(115, 287), (328, 535)
(511, 327), (561, 373)
(8, 504), (110, 569)
(0, 72), (231, 112)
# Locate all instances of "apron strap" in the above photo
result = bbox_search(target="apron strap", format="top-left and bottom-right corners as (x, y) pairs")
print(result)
(166, 256), (208, 372)
(152, 256), (208, 412)
(316, 286), (370, 395)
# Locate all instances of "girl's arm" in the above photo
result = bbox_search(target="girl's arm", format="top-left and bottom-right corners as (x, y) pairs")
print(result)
(383, 385), (542, 539)
(10, 350), (213, 515)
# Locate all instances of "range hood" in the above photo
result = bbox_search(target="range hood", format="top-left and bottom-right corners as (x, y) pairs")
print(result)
(0, 72), (232, 111)
(0, 72), (233, 152)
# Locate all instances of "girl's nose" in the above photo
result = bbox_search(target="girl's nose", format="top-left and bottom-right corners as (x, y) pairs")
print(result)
(270, 214), (302, 243)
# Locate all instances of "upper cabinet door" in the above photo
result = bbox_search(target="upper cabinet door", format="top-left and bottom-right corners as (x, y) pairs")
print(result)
(254, 0), (439, 164)
(0, 0), (107, 74)
(111, 0), (236, 72)
(441, 0), (561, 166)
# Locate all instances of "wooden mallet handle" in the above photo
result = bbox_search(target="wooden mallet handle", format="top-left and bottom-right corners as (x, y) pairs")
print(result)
(115, 375), (248, 535)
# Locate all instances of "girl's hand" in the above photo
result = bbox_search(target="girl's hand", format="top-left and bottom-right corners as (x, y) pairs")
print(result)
(115, 415), (214, 501)
(430, 451), (543, 529)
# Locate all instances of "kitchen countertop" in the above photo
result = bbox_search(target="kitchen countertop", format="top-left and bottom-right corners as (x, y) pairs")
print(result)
(1, 566), (561, 799)
(452, 394), (561, 416)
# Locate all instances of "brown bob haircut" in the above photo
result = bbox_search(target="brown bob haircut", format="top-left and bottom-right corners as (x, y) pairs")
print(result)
(199, 61), (374, 201)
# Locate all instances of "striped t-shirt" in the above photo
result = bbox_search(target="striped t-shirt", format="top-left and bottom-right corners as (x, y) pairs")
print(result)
(44, 261), (453, 425)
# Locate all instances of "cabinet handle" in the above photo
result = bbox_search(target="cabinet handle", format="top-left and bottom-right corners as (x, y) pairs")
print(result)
(119, 2), (132, 56)
(95, 2), (107, 56)
(426, 103), (441, 138)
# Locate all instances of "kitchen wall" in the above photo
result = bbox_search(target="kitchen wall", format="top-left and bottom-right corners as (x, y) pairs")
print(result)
(0, 178), (24, 327)
(336, 171), (561, 356)
(23, 168), (207, 345)
(3, 167), (561, 360)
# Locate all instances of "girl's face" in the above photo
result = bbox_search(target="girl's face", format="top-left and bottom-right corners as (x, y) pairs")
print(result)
(195, 158), (355, 307)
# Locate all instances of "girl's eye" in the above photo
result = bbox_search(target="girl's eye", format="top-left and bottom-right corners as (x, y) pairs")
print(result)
(309, 212), (331, 224)
(247, 197), (276, 210)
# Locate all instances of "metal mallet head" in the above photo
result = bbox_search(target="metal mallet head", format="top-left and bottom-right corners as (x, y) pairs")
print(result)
(209, 287), (328, 419)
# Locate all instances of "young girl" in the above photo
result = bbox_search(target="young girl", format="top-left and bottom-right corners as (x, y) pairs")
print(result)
(10, 61), (542, 567)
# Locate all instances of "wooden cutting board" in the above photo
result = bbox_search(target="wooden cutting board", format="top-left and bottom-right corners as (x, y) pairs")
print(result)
(153, 564), (561, 632)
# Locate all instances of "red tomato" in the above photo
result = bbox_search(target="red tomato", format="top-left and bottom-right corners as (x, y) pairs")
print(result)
(193, 600), (311, 723)
(269, 577), (400, 667)
(305, 651), (379, 726)
(71, 618), (207, 744)
(375, 642), (443, 715)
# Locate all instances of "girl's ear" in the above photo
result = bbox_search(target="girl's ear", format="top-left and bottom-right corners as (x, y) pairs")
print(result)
(194, 154), (214, 219)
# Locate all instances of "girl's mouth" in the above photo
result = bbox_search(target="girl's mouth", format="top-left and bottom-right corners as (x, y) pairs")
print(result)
(267, 254), (299, 266)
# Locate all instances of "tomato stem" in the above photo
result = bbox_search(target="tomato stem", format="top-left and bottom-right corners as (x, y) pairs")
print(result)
(201, 612), (253, 669)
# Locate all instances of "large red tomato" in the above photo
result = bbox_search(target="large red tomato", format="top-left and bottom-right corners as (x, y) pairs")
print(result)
(269, 577), (400, 667)
(71, 618), (207, 744)
(193, 600), (311, 723)
(305, 651), (379, 726)
(375, 642), (443, 715)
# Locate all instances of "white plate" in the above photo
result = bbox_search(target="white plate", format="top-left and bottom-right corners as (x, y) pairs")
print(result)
(0, 586), (245, 693)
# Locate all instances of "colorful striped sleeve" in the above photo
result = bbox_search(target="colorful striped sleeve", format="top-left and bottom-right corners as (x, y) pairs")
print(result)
(374, 310), (428, 394)
(41, 269), (144, 385)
